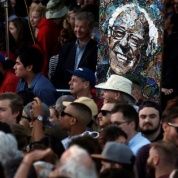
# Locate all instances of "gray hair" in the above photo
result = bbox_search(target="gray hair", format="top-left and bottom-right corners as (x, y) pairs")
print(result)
(0, 131), (23, 166)
(58, 145), (98, 178)
(55, 95), (75, 114)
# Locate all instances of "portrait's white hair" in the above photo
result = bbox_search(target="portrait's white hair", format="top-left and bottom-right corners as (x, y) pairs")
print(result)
(58, 145), (98, 178)
(108, 3), (159, 56)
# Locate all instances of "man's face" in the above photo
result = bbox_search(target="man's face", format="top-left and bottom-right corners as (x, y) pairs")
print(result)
(139, 107), (160, 135)
(59, 105), (75, 131)
(14, 57), (28, 78)
(108, 6), (147, 74)
(163, 118), (178, 147)
(69, 75), (88, 95)
(0, 99), (18, 125)
(74, 19), (91, 41)
(102, 90), (119, 103)
(97, 103), (113, 128)
(110, 111), (132, 137)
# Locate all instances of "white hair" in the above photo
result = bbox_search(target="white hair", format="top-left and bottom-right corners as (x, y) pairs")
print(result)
(0, 131), (23, 166)
(58, 145), (98, 178)
(108, 3), (159, 56)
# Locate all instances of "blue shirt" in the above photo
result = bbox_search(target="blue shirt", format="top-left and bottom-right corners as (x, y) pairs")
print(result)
(17, 73), (57, 106)
(128, 132), (150, 155)
(74, 40), (87, 69)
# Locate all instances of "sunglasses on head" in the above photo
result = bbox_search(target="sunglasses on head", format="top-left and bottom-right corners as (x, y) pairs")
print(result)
(167, 122), (178, 133)
(60, 110), (74, 117)
(100, 110), (111, 116)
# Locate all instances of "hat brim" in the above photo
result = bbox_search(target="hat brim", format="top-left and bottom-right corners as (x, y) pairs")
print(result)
(62, 101), (72, 107)
(95, 83), (135, 101)
(91, 154), (121, 164)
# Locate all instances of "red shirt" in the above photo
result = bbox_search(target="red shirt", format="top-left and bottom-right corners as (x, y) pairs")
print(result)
(36, 18), (60, 75)
(0, 70), (19, 93)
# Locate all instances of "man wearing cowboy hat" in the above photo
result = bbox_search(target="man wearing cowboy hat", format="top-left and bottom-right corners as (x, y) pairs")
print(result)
(95, 74), (136, 106)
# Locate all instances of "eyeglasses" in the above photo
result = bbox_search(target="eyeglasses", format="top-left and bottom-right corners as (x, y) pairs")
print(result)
(81, 131), (100, 138)
(60, 111), (74, 117)
(167, 122), (178, 133)
(21, 115), (31, 121)
(112, 121), (129, 126)
(100, 110), (111, 116)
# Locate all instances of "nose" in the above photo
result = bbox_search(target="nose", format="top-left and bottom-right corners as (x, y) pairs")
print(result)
(119, 34), (129, 53)
(68, 79), (73, 85)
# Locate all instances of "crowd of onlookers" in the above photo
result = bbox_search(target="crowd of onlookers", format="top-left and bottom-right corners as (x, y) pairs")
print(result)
(0, 0), (178, 178)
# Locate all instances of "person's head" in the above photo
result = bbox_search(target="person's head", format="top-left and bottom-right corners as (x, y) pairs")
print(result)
(138, 101), (161, 137)
(173, 0), (178, 14)
(97, 103), (115, 128)
(95, 75), (135, 104)
(29, 2), (46, 28)
(162, 107), (178, 146)
(69, 135), (101, 154)
(9, 16), (23, 41)
(0, 92), (23, 125)
(8, 16), (33, 50)
(108, 4), (157, 74)
(60, 102), (92, 135)
(92, 142), (135, 173)
(14, 46), (43, 78)
(69, 67), (96, 97)
(50, 145), (98, 178)
(99, 124), (127, 148)
(74, 11), (95, 41)
(99, 168), (134, 178)
(55, 95), (75, 117)
(0, 131), (22, 166)
(110, 104), (138, 140)
(67, 9), (77, 29)
(63, 97), (98, 119)
(147, 141), (178, 176)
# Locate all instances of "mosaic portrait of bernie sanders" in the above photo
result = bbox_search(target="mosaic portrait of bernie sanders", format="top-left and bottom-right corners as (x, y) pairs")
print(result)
(107, 3), (158, 75)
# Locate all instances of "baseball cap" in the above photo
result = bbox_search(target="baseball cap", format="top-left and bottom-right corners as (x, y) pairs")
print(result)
(92, 142), (134, 165)
(70, 68), (96, 87)
(63, 97), (98, 117)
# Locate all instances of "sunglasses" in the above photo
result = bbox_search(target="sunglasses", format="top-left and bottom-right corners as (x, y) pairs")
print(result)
(60, 111), (74, 117)
(100, 110), (111, 116)
(167, 122), (178, 133)
(81, 131), (100, 138)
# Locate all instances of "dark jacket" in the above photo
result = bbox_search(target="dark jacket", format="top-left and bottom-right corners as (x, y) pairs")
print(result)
(51, 39), (98, 89)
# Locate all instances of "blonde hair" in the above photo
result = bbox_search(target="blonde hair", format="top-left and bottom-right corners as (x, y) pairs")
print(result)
(29, 2), (46, 18)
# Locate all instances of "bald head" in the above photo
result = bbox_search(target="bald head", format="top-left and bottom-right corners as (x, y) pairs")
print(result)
(66, 102), (92, 126)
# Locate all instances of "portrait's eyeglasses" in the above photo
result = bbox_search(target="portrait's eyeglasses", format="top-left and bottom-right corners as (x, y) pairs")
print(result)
(167, 122), (178, 133)
(100, 110), (111, 116)
(60, 111), (74, 117)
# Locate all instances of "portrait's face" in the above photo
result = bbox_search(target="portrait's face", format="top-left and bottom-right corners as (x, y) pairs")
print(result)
(108, 6), (148, 74)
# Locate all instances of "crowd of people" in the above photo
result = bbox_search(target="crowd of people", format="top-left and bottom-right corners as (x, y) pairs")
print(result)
(0, 0), (177, 178)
